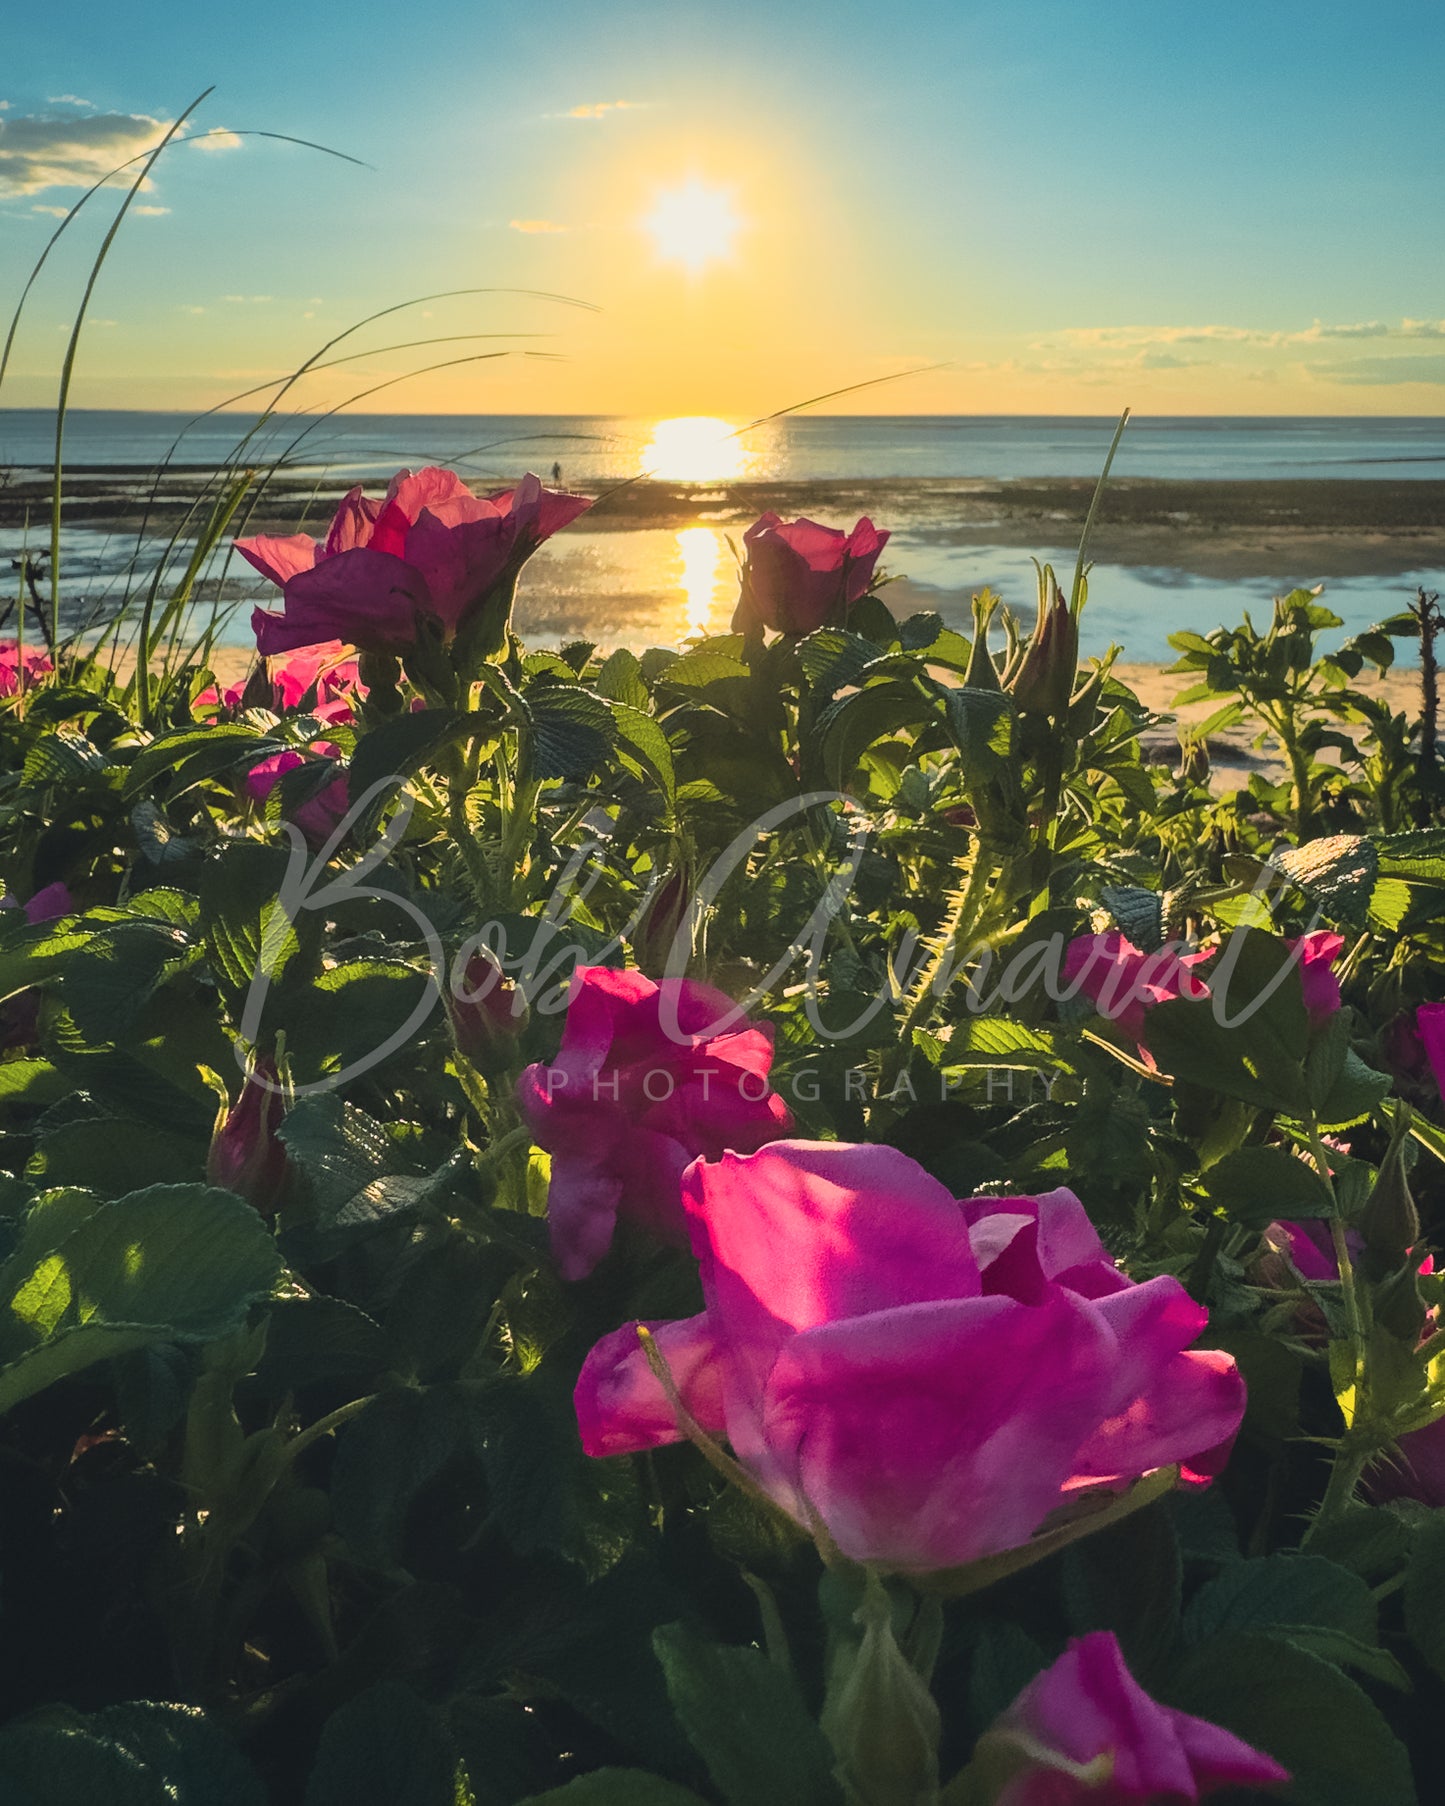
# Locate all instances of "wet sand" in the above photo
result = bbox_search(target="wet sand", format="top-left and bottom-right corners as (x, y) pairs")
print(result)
(7, 471), (1445, 583)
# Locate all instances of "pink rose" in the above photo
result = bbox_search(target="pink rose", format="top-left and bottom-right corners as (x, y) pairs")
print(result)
(206, 1056), (290, 1216)
(21, 882), (74, 925)
(1289, 930), (1344, 1027)
(240, 467), (591, 656)
(245, 746), (349, 847)
(1261, 1217), (1358, 1284)
(516, 966), (792, 1281)
(732, 512), (889, 636)
(574, 1145), (1245, 1571)
(1418, 1003), (1445, 1099)
(0, 640), (53, 698)
(1062, 932), (1212, 1046)
(976, 1630), (1288, 1803)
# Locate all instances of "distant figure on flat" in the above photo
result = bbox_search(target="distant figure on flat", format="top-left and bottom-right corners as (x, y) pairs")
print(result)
(551, 462), (562, 483)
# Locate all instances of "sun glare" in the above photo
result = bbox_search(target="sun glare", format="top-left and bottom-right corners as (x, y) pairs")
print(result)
(640, 416), (756, 482)
(674, 527), (731, 639)
(642, 178), (741, 275)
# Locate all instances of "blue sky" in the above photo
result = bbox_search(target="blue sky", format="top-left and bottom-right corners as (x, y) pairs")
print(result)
(2, 0), (1443, 413)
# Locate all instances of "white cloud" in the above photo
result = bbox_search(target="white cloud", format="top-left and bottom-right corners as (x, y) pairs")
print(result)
(178, 304), (206, 315)
(1314, 355), (1445, 386)
(189, 127), (242, 152)
(47, 94), (94, 108)
(509, 217), (567, 234)
(0, 111), (172, 196)
(31, 203), (69, 217)
(132, 203), (169, 216)
(552, 100), (643, 120)
(0, 102), (10, 112)
(1051, 318), (1445, 354)
(221, 294), (273, 304)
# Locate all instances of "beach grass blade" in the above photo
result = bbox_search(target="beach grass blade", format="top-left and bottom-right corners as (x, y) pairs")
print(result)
(1069, 407), (1131, 619)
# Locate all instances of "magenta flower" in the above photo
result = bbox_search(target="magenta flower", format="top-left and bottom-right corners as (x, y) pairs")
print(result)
(1289, 930), (1344, 1027)
(732, 512), (889, 636)
(1062, 932), (1212, 1046)
(0, 640), (54, 698)
(977, 1631), (1288, 1803)
(239, 467), (591, 655)
(517, 965), (792, 1282)
(206, 1056), (290, 1216)
(22, 882), (74, 925)
(1418, 1003), (1445, 1098)
(574, 1145), (1245, 1571)
(1261, 1217), (1357, 1284)
(245, 746), (349, 847)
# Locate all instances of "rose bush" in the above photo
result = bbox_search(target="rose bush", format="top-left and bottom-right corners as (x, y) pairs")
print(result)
(575, 1143), (1244, 1569)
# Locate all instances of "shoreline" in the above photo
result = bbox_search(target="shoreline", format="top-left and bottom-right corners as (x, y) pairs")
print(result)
(3, 474), (1444, 585)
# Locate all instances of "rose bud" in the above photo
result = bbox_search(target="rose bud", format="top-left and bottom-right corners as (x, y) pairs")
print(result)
(1008, 564), (1078, 720)
(447, 946), (527, 1074)
(207, 1056), (290, 1216)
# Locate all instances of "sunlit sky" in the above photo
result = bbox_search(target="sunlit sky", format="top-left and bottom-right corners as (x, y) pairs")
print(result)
(2, 0), (1443, 417)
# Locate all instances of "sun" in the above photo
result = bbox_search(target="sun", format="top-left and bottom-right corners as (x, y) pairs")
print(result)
(642, 178), (741, 275)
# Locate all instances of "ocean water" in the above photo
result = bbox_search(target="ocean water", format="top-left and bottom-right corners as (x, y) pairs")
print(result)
(2, 412), (1441, 660)
(2, 410), (1442, 483)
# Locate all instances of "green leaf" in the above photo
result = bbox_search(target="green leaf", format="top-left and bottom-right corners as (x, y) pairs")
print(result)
(1183, 1552), (1378, 1647)
(1200, 1145), (1334, 1225)
(610, 702), (676, 802)
(654, 650), (751, 688)
(86, 1703), (265, 1806)
(942, 685), (1015, 780)
(594, 648), (651, 710)
(305, 1683), (471, 1806)
(1164, 1633), (1417, 1806)
(1404, 1508), (1445, 1684)
(1098, 885), (1164, 954)
(1146, 932), (1311, 1114)
(517, 1775), (709, 1806)
(0, 1184), (281, 1416)
(940, 1018), (1067, 1075)
(346, 707), (469, 810)
(796, 628), (880, 698)
(1315, 1050), (1394, 1132)
(528, 686), (618, 782)
(200, 841), (303, 1007)
(1273, 835), (1379, 923)
(124, 724), (281, 799)
(816, 680), (930, 789)
(652, 1623), (841, 1806)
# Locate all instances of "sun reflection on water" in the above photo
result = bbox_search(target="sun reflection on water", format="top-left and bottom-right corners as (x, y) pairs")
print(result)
(641, 416), (756, 482)
(674, 527), (733, 639)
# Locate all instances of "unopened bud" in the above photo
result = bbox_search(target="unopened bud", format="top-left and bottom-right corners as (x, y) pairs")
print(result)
(207, 1056), (290, 1216)
(821, 1571), (941, 1806)
(448, 946), (527, 1074)
(634, 862), (695, 978)
(1362, 1110), (1421, 1272)
(1008, 564), (1079, 721)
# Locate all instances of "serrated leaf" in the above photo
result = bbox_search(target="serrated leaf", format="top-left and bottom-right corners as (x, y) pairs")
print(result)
(528, 687), (617, 782)
(304, 1682), (471, 1806)
(1404, 1508), (1445, 1683)
(1200, 1146), (1334, 1224)
(0, 1184), (281, 1415)
(1098, 885), (1164, 954)
(346, 707), (469, 811)
(1164, 1633), (1417, 1806)
(652, 1623), (840, 1806)
(1273, 835), (1378, 923)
